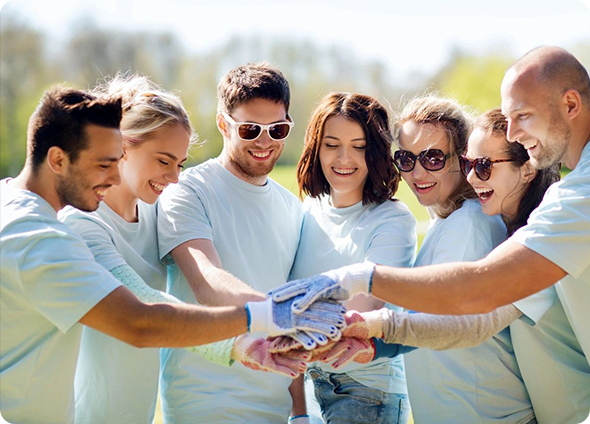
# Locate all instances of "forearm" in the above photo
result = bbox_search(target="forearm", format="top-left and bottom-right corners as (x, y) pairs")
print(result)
(371, 240), (565, 314)
(289, 375), (307, 417)
(80, 287), (248, 348)
(382, 305), (522, 350)
(172, 241), (264, 306)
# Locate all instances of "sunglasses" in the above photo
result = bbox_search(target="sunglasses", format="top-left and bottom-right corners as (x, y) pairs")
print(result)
(393, 149), (452, 172)
(459, 155), (516, 181)
(222, 113), (294, 142)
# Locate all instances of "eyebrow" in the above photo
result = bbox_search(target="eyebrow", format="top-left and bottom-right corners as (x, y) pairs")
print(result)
(97, 154), (123, 162)
(156, 152), (180, 161)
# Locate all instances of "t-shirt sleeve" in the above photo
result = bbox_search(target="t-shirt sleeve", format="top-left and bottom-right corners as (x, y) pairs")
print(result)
(511, 179), (590, 280)
(513, 286), (558, 326)
(366, 209), (417, 268)
(18, 226), (121, 333)
(157, 176), (213, 260)
(65, 215), (126, 272)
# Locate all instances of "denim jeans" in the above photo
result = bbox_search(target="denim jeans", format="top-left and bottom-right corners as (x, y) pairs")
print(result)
(307, 367), (410, 424)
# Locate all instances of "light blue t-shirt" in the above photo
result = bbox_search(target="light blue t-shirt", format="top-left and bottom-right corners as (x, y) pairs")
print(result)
(404, 199), (535, 424)
(511, 142), (590, 364)
(512, 286), (590, 424)
(290, 195), (417, 393)
(157, 158), (303, 423)
(0, 180), (120, 424)
(60, 201), (165, 424)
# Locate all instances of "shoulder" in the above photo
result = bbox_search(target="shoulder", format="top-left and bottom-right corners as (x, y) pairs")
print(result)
(372, 199), (416, 222)
(268, 178), (302, 207)
(59, 204), (114, 236)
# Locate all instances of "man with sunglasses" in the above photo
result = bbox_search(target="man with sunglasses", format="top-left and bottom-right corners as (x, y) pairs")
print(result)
(270, 46), (590, 375)
(157, 63), (313, 423)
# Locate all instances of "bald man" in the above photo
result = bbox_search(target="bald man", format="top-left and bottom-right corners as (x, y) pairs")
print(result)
(272, 45), (590, 358)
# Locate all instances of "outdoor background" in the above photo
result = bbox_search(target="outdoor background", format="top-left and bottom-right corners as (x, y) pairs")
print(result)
(1, 1), (589, 423)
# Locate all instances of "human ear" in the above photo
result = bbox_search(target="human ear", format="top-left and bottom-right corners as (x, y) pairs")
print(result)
(521, 161), (537, 184)
(216, 113), (230, 138)
(562, 89), (582, 120)
(46, 146), (69, 175)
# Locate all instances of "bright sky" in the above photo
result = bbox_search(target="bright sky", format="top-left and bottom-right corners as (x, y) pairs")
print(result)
(2, 0), (590, 81)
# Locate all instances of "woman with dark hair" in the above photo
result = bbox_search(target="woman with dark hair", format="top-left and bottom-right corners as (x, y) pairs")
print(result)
(289, 92), (417, 424)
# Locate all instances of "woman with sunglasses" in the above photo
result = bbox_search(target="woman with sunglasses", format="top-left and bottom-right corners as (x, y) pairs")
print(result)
(59, 75), (307, 424)
(288, 92), (417, 424)
(351, 108), (589, 423)
(391, 96), (536, 424)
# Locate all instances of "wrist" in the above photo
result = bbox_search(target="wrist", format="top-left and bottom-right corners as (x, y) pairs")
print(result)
(288, 414), (310, 424)
(362, 308), (386, 339)
(245, 300), (268, 334)
(328, 262), (375, 296)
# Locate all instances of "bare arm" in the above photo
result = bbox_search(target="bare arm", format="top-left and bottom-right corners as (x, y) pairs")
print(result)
(171, 238), (264, 306)
(288, 375), (307, 419)
(371, 240), (566, 314)
(79, 286), (247, 348)
(382, 305), (522, 350)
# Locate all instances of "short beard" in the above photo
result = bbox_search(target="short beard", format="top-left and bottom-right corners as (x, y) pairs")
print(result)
(534, 110), (570, 170)
(56, 173), (97, 212)
(228, 151), (279, 182)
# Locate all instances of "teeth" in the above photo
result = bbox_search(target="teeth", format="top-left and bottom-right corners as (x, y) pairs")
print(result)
(521, 141), (538, 150)
(416, 183), (436, 189)
(95, 188), (107, 196)
(251, 151), (271, 158)
(474, 187), (493, 194)
(149, 181), (166, 192)
(333, 168), (356, 175)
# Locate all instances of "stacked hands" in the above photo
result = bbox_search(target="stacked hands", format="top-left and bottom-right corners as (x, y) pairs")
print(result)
(236, 263), (381, 378)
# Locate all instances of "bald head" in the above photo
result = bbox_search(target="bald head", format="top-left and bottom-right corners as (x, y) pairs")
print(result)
(507, 46), (590, 106)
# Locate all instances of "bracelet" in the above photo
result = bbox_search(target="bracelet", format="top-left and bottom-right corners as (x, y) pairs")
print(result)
(288, 414), (310, 421)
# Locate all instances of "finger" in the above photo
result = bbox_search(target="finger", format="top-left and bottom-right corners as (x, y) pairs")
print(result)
(271, 356), (307, 378)
(289, 331), (318, 350)
(269, 285), (308, 302)
(332, 340), (372, 369)
(317, 341), (351, 363)
(291, 290), (327, 314)
(280, 349), (312, 362)
(302, 331), (329, 347)
(268, 336), (301, 353)
(300, 308), (346, 329)
(295, 319), (340, 338)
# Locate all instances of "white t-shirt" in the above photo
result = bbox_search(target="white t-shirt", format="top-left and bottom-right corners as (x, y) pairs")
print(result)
(0, 180), (120, 424)
(512, 286), (590, 424)
(405, 199), (535, 424)
(157, 158), (303, 423)
(511, 141), (590, 363)
(60, 201), (165, 424)
(290, 195), (416, 393)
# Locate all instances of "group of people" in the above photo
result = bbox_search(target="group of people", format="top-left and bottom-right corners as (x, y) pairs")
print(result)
(0, 45), (589, 424)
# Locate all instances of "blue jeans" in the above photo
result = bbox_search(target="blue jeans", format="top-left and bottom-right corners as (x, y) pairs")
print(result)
(308, 367), (410, 424)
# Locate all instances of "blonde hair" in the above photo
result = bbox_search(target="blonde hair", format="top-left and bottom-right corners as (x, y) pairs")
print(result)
(394, 95), (475, 218)
(92, 73), (198, 147)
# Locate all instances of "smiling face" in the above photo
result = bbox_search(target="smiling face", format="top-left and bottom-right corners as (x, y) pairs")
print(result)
(318, 115), (369, 207)
(219, 97), (287, 185)
(501, 69), (571, 170)
(119, 123), (190, 204)
(465, 128), (532, 219)
(56, 124), (123, 212)
(398, 121), (463, 208)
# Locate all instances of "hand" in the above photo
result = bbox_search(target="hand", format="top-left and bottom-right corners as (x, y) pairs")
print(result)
(342, 309), (386, 339)
(231, 334), (311, 378)
(269, 330), (333, 353)
(246, 297), (346, 338)
(267, 262), (375, 314)
(310, 337), (375, 369)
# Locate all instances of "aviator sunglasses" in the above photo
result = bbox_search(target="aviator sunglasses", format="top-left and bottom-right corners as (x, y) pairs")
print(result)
(393, 149), (452, 172)
(459, 155), (516, 181)
(222, 113), (294, 142)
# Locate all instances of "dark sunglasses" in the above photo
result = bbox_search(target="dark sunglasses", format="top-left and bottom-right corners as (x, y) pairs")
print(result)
(393, 149), (452, 172)
(222, 113), (294, 141)
(459, 155), (516, 181)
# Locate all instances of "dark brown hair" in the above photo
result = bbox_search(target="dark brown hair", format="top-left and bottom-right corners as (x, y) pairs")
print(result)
(475, 108), (560, 235)
(394, 95), (474, 218)
(27, 86), (122, 172)
(297, 92), (399, 205)
(217, 62), (290, 114)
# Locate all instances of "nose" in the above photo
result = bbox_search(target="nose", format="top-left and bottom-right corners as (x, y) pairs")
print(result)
(411, 159), (428, 178)
(165, 168), (180, 184)
(254, 130), (272, 148)
(506, 119), (523, 143)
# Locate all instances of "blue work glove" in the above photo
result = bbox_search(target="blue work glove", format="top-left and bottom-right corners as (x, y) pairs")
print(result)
(267, 262), (376, 314)
(245, 297), (346, 338)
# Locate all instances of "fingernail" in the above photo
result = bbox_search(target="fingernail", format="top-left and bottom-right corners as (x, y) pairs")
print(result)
(291, 372), (296, 377)
(321, 356), (327, 361)
(347, 347), (351, 350)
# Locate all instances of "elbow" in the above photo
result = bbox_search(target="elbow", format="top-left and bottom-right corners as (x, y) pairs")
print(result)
(116, 308), (156, 348)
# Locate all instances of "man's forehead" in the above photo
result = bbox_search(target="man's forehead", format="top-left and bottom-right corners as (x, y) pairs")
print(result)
(501, 69), (540, 114)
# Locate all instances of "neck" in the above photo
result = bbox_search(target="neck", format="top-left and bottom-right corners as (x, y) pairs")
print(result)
(12, 165), (62, 212)
(218, 150), (268, 187)
(330, 190), (362, 208)
(564, 113), (590, 169)
(104, 183), (139, 222)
